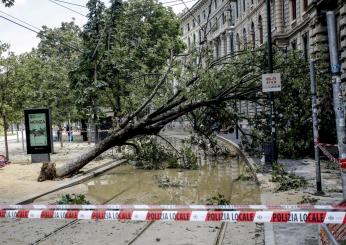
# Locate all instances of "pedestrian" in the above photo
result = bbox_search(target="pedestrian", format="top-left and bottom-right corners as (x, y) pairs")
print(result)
(68, 126), (73, 142)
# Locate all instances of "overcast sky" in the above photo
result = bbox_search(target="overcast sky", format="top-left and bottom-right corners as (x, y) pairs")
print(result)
(0, 0), (195, 54)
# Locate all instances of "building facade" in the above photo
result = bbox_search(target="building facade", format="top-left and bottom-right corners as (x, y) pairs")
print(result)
(180, 0), (346, 119)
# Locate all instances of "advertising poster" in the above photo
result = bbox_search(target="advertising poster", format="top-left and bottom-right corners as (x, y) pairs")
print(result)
(28, 113), (48, 147)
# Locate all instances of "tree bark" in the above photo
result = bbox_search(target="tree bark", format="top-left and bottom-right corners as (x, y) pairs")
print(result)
(3, 115), (9, 161)
(39, 121), (158, 180)
(16, 123), (19, 142)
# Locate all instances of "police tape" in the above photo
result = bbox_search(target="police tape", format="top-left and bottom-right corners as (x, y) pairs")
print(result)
(315, 142), (341, 165)
(1, 204), (346, 211)
(0, 209), (345, 224)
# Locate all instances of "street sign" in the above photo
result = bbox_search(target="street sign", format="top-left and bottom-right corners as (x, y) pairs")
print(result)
(262, 73), (281, 92)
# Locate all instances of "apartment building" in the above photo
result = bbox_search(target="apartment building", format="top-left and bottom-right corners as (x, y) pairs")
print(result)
(180, 0), (346, 119)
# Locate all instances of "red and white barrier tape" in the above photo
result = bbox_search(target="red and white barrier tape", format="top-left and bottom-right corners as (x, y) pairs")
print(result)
(1, 204), (345, 211)
(316, 144), (340, 165)
(314, 142), (346, 169)
(0, 209), (345, 224)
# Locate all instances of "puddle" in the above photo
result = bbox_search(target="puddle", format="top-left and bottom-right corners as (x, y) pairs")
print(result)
(85, 156), (260, 205)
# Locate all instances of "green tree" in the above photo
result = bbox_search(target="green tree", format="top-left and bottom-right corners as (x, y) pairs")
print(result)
(0, 43), (30, 159)
(1, 0), (14, 7)
(35, 21), (82, 124)
(39, 0), (263, 180)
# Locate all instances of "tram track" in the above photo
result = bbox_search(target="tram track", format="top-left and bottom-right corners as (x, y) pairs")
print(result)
(30, 182), (139, 245)
(23, 135), (258, 245)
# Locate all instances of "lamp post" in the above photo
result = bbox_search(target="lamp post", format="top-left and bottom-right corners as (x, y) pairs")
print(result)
(265, 0), (277, 166)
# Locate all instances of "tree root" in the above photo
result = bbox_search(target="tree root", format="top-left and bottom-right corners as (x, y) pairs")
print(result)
(38, 162), (57, 182)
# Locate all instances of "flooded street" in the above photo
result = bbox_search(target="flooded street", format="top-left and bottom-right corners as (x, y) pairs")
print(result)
(0, 136), (264, 245)
(85, 156), (260, 205)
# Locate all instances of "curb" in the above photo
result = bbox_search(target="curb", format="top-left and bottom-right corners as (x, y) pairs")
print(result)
(16, 159), (127, 205)
(217, 135), (260, 185)
(217, 135), (276, 245)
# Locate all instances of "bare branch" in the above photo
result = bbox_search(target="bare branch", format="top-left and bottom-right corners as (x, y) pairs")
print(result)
(121, 52), (175, 127)
(156, 134), (181, 155)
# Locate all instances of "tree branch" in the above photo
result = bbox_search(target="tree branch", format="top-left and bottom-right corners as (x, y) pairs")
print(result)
(121, 52), (175, 127)
(156, 134), (181, 155)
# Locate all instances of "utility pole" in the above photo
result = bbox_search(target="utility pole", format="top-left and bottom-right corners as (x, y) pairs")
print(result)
(309, 60), (322, 193)
(265, 0), (277, 166)
(326, 11), (346, 200)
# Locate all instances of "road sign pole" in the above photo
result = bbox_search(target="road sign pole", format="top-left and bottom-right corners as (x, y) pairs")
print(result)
(309, 60), (322, 193)
(265, 0), (277, 167)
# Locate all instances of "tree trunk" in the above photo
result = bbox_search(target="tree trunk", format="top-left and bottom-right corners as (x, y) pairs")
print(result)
(21, 122), (25, 152)
(16, 123), (19, 142)
(3, 116), (9, 161)
(38, 122), (152, 181)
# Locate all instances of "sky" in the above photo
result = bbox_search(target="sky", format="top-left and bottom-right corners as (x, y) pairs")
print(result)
(0, 0), (195, 54)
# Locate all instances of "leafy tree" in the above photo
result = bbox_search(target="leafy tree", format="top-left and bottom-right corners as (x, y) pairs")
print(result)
(242, 49), (335, 158)
(37, 0), (335, 180)
(39, 0), (264, 179)
(1, 0), (14, 7)
(35, 21), (82, 124)
(0, 43), (30, 159)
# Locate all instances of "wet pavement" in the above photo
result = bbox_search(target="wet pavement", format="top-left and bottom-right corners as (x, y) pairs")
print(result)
(85, 158), (260, 205)
(0, 131), (264, 245)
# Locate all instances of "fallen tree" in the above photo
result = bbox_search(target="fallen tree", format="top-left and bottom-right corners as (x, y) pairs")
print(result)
(38, 0), (267, 180)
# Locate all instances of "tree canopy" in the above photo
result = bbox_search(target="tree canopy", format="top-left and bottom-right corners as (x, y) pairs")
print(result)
(0, 0), (336, 179)
(1, 0), (14, 7)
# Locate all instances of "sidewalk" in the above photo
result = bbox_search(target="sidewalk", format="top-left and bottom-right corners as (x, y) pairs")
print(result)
(219, 132), (343, 245)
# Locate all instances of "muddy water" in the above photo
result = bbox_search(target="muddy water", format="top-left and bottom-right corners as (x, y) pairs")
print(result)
(85, 156), (260, 205)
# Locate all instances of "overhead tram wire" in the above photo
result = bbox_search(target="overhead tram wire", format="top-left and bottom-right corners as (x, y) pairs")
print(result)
(160, 0), (196, 5)
(0, 15), (39, 34)
(0, 15), (83, 53)
(51, 0), (87, 8)
(0, 10), (41, 31)
(48, 0), (87, 17)
(163, 0), (196, 7)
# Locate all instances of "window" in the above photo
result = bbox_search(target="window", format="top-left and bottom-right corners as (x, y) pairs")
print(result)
(180, 27), (183, 35)
(243, 28), (247, 49)
(303, 0), (308, 11)
(291, 39), (297, 50)
(291, 0), (297, 20)
(193, 19), (196, 28)
(236, 0), (239, 18)
(243, 0), (246, 12)
(258, 15), (263, 44)
(199, 30), (202, 43)
(282, 0), (285, 26)
(230, 33), (234, 55)
(222, 12), (227, 24)
(229, 7), (234, 25)
(251, 0), (253, 4)
(214, 0), (217, 9)
(302, 33), (309, 60)
(236, 33), (240, 50)
(187, 23), (190, 32)
(203, 10), (206, 19)
(188, 37), (191, 47)
(250, 22), (255, 48)
(193, 33), (196, 44)
(197, 15), (201, 23)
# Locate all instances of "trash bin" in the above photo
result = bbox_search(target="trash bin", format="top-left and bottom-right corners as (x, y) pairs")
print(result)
(263, 142), (272, 165)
